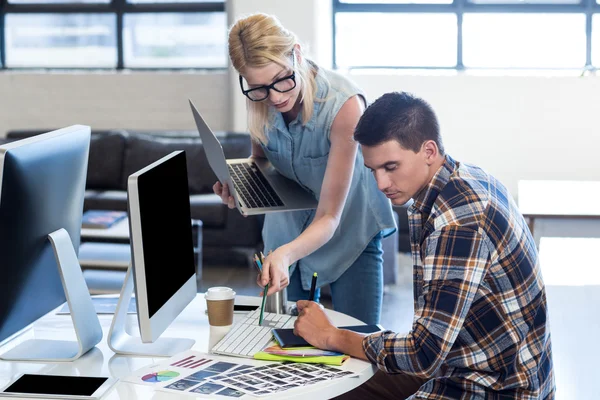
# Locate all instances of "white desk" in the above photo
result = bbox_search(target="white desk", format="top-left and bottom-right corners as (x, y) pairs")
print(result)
(537, 238), (600, 399)
(518, 180), (600, 248)
(0, 295), (375, 399)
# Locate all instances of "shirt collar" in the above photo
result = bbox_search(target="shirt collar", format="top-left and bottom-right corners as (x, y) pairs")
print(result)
(410, 154), (458, 215)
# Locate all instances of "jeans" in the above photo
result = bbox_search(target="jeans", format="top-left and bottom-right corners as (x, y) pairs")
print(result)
(287, 232), (384, 324)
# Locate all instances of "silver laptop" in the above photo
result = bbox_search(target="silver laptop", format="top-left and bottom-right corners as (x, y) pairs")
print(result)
(189, 100), (318, 216)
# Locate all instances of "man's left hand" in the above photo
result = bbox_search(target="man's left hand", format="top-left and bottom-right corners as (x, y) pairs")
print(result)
(293, 300), (339, 350)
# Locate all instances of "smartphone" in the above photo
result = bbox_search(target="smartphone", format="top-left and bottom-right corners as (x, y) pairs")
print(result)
(204, 304), (259, 315)
(0, 374), (117, 399)
(234, 304), (259, 313)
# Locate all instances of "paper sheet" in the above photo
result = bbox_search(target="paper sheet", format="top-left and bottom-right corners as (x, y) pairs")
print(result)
(123, 350), (359, 398)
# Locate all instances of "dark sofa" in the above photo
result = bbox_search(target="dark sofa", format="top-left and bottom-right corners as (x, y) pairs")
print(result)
(2, 128), (411, 273)
(4, 129), (264, 266)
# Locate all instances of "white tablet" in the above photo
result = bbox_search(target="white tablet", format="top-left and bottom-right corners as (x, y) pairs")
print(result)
(0, 374), (117, 399)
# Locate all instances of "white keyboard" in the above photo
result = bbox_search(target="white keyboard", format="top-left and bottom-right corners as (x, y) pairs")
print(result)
(211, 309), (296, 358)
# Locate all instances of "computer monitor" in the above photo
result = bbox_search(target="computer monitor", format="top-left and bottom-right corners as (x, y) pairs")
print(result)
(0, 125), (102, 361)
(108, 150), (196, 356)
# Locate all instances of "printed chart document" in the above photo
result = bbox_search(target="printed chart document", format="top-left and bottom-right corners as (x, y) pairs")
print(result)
(123, 350), (359, 398)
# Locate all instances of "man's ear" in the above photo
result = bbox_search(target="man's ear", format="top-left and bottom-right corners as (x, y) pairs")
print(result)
(422, 140), (439, 165)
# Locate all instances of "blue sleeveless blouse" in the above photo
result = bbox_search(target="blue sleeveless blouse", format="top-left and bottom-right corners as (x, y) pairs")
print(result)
(260, 68), (396, 290)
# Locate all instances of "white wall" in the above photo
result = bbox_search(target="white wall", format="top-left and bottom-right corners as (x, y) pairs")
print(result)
(350, 73), (600, 195)
(1, 0), (599, 197)
(0, 71), (228, 134)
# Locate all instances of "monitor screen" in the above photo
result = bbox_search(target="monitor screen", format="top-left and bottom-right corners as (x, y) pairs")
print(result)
(0, 126), (90, 346)
(133, 151), (195, 318)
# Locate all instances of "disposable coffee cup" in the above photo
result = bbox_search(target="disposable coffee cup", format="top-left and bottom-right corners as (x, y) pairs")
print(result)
(205, 287), (236, 326)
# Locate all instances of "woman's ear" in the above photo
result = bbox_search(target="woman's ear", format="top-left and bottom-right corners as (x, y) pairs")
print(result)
(294, 44), (302, 64)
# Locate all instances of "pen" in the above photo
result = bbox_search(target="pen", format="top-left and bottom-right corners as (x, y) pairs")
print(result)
(253, 255), (262, 274)
(255, 254), (268, 326)
(308, 272), (318, 302)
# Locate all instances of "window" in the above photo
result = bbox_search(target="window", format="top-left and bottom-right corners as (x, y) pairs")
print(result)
(462, 14), (586, 68)
(594, 14), (600, 65)
(5, 14), (117, 68)
(0, 0), (226, 69)
(333, 0), (600, 70)
(336, 13), (457, 67)
(123, 13), (226, 68)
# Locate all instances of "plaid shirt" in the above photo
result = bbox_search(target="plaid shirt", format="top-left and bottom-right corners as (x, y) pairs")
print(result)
(362, 155), (555, 399)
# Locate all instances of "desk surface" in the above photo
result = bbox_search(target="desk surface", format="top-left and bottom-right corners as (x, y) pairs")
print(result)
(0, 295), (375, 399)
(536, 237), (600, 400)
(518, 180), (600, 217)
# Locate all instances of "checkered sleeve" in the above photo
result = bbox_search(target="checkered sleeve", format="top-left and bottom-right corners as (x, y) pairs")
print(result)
(362, 226), (490, 378)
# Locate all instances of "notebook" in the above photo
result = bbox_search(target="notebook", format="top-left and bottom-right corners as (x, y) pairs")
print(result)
(273, 325), (384, 348)
(254, 344), (350, 366)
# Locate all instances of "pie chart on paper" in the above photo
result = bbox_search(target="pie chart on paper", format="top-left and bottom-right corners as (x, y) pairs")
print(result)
(142, 370), (180, 383)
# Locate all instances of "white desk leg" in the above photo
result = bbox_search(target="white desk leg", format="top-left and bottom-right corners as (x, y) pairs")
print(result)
(107, 265), (194, 357)
(533, 219), (542, 249)
(0, 229), (103, 362)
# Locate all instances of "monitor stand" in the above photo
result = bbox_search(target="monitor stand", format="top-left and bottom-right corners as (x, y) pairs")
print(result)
(107, 266), (195, 357)
(0, 229), (103, 362)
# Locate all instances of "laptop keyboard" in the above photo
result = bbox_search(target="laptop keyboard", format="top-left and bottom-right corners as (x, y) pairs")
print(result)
(228, 162), (284, 208)
(212, 309), (296, 358)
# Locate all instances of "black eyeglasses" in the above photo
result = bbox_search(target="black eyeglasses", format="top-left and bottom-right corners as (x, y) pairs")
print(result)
(239, 51), (297, 102)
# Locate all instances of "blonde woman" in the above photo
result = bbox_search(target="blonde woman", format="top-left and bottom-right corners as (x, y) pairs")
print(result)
(213, 13), (395, 324)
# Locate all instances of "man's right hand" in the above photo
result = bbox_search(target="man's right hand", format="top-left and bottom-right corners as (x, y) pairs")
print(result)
(213, 181), (235, 209)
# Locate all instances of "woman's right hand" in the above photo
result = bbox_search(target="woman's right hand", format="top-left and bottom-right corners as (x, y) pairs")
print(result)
(257, 248), (290, 296)
(213, 181), (236, 209)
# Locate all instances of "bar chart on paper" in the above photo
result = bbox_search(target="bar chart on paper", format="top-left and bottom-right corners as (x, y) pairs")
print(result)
(171, 355), (211, 369)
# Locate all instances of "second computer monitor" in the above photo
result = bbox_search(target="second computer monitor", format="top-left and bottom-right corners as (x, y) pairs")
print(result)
(127, 150), (196, 343)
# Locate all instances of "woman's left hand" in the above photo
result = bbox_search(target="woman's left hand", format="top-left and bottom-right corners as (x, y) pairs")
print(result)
(257, 248), (290, 296)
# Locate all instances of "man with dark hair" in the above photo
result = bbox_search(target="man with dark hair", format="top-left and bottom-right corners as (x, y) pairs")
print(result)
(294, 92), (555, 399)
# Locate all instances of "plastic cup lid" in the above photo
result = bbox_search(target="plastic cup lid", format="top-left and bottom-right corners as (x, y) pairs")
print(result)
(205, 286), (236, 301)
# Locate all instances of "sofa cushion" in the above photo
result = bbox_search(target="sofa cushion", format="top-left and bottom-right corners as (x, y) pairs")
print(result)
(5, 129), (126, 191)
(120, 132), (252, 194)
(121, 133), (217, 194)
(189, 194), (227, 228)
(86, 131), (127, 190)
